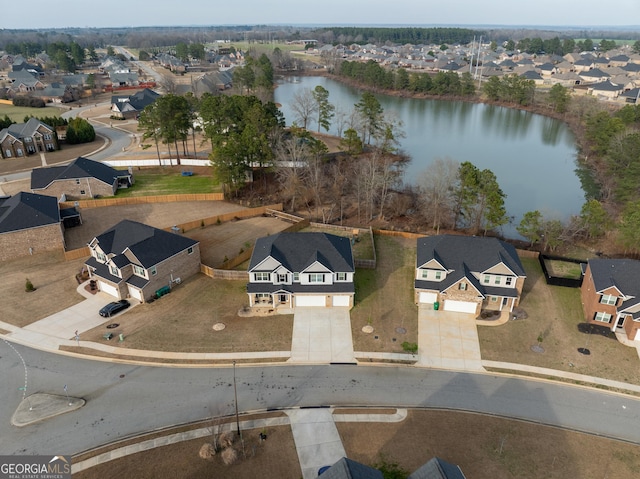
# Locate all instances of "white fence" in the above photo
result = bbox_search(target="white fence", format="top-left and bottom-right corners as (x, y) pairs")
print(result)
(104, 158), (210, 168)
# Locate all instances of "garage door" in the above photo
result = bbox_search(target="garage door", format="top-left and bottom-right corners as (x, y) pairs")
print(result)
(99, 281), (119, 298)
(443, 300), (477, 314)
(128, 286), (143, 302)
(332, 295), (351, 307)
(419, 292), (438, 303)
(295, 295), (326, 307)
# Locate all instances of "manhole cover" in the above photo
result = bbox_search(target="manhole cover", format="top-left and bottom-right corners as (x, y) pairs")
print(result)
(362, 325), (374, 334)
(530, 344), (545, 353)
(395, 327), (407, 334)
(212, 323), (226, 331)
(106, 323), (119, 329)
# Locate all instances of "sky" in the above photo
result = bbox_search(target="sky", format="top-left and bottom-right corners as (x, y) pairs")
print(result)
(3, 0), (640, 30)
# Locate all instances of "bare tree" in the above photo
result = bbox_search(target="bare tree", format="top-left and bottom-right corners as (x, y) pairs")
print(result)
(159, 74), (178, 95)
(291, 88), (317, 130)
(275, 136), (311, 212)
(418, 157), (460, 233)
(334, 106), (348, 139)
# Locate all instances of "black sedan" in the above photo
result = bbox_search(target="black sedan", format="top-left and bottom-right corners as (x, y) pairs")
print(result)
(99, 300), (130, 317)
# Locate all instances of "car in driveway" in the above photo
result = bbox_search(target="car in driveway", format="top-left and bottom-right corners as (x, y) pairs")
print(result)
(99, 300), (130, 317)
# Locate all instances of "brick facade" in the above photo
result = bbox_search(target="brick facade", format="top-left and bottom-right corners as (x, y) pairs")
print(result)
(0, 124), (58, 159)
(32, 177), (116, 200)
(0, 223), (64, 261)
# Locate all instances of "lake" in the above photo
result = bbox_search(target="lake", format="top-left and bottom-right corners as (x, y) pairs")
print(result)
(274, 76), (588, 239)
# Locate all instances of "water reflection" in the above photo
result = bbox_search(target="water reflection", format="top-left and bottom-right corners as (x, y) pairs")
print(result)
(275, 76), (586, 237)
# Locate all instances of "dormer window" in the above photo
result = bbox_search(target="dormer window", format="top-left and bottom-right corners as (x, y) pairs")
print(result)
(96, 251), (106, 262)
(109, 264), (119, 276)
(459, 282), (467, 291)
(133, 265), (145, 277)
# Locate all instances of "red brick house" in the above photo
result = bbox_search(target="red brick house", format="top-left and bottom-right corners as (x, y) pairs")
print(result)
(581, 258), (640, 342)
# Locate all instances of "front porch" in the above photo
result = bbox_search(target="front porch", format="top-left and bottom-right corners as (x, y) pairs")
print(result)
(248, 291), (293, 310)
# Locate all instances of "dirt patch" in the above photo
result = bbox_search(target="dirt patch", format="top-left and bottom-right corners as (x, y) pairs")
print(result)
(337, 409), (640, 479)
(74, 424), (300, 479)
(77, 275), (293, 353)
(186, 216), (291, 267)
(72, 409), (640, 479)
(64, 200), (246, 250)
(1, 251), (86, 327)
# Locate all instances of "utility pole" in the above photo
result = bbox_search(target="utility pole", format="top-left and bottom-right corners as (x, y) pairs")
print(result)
(233, 361), (240, 435)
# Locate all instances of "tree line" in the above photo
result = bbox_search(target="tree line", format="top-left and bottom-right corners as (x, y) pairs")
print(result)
(313, 27), (482, 45)
(338, 60), (476, 97)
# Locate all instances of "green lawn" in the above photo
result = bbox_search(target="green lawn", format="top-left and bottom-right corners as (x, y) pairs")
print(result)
(0, 103), (65, 123)
(115, 167), (221, 197)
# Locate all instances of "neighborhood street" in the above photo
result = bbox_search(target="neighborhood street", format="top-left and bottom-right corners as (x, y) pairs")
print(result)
(1, 340), (640, 457)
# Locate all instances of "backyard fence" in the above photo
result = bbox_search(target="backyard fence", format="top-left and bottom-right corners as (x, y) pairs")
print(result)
(60, 193), (224, 209)
(538, 254), (585, 288)
(200, 264), (249, 280)
(164, 203), (283, 234)
(64, 246), (90, 261)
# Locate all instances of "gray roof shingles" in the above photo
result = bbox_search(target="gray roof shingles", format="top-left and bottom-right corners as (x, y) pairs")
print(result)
(31, 156), (125, 189)
(0, 192), (60, 233)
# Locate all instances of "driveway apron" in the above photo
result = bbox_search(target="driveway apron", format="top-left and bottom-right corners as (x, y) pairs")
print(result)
(289, 307), (355, 364)
(416, 306), (484, 371)
(286, 409), (346, 479)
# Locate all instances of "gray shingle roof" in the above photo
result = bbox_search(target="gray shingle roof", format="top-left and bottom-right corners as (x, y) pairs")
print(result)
(92, 220), (198, 268)
(589, 258), (640, 300)
(0, 118), (53, 143)
(408, 457), (466, 479)
(249, 232), (354, 273)
(0, 192), (60, 233)
(31, 156), (125, 189)
(320, 457), (384, 479)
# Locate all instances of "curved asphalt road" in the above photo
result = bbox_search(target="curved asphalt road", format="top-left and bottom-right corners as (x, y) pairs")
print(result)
(1, 341), (639, 456)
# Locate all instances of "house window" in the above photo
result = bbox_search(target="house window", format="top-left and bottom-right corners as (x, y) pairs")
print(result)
(309, 273), (325, 283)
(336, 272), (347, 281)
(421, 270), (429, 279)
(133, 265), (145, 276)
(44, 134), (52, 140)
(293, 273), (300, 282)
(505, 277), (513, 286)
(254, 272), (270, 281)
(599, 294), (617, 305)
(594, 312), (612, 323)
(80, 190), (86, 195)
(76, 179), (81, 184)
(483, 276), (490, 284)
(434, 271), (442, 280)
(109, 265), (118, 276)
(491, 296), (498, 302)
(96, 252), (106, 262)
(458, 282), (467, 291)
(47, 144), (55, 151)
(150, 266), (157, 276)
(277, 273), (287, 283)
(5, 150), (11, 158)
(16, 148), (23, 157)
(494, 277), (501, 285)
(187, 246), (193, 255)
(24, 137), (32, 142)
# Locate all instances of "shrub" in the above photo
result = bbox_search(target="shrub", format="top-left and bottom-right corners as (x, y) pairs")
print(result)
(13, 97), (46, 108)
(401, 342), (418, 354)
(25, 278), (35, 292)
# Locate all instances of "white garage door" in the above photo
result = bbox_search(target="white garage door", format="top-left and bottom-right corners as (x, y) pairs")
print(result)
(443, 300), (477, 314)
(332, 295), (351, 307)
(419, 292), (438, 303)
(128, 287), (143, 302)
(635, 329), (640, 341)
(295, 295), (326, 307)
(99, 281), (119, 298)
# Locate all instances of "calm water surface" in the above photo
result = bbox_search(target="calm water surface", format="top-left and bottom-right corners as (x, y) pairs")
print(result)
(275, 76), (587, 238)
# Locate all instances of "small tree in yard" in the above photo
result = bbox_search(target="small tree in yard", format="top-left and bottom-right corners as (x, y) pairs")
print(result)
(25, 278), (35, 292)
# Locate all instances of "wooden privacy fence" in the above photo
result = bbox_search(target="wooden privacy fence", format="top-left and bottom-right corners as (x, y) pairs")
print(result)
(59, 193), (225, 209)
(201, 264), (249, 280)
(64, 246), (90, 261)
(165, 203), (283, 234)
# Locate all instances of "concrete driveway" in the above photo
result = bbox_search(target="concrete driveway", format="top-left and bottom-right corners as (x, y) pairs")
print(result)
(6, 284), (137, 351)
(416, 306), (484, 371)
(290, 307), (355, 364)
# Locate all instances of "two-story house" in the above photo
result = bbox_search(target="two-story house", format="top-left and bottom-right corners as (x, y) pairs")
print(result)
(0, 118), (58, 159)
(414, 235), (526, 316)
(247, 232), (355, 310)
(85, 220), (200, 303)
(581, 258), (640, 342)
